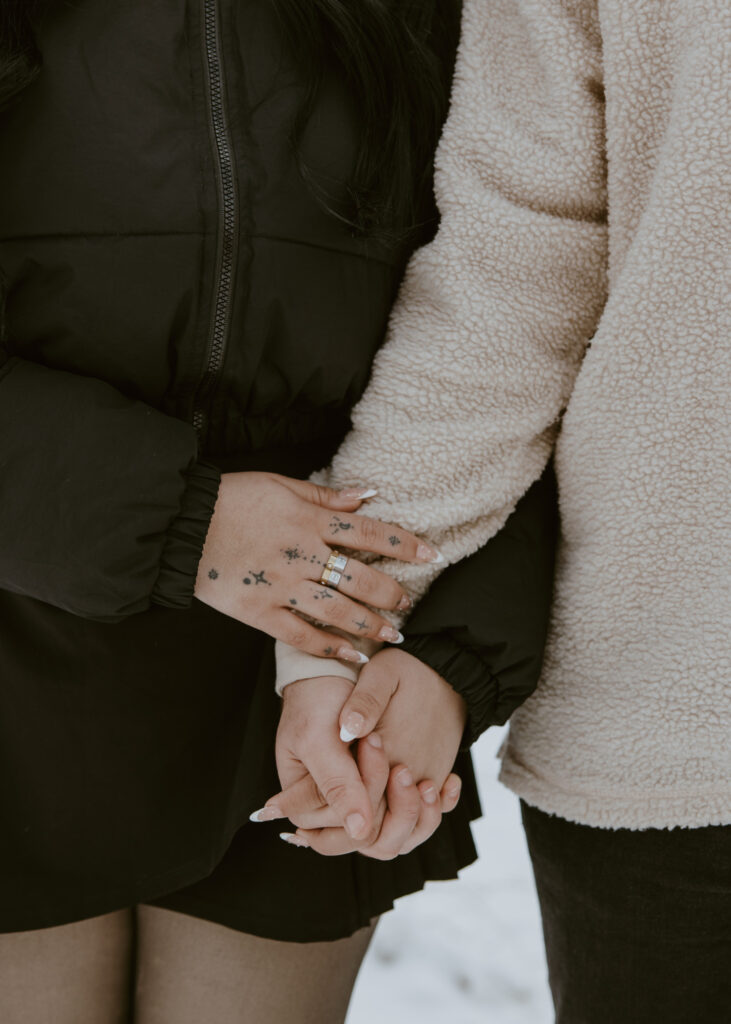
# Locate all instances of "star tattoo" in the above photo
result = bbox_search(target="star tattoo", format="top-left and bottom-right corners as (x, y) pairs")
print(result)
(208, 568), (219, 580)
(355, 618), (369, 631)
(249, 570), (272, 586)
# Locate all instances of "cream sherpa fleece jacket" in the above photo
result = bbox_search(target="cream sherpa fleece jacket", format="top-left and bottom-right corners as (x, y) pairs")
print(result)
(276, 0), (731, 830)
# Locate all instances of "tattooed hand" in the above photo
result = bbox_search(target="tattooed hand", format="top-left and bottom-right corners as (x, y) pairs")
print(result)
(194, 472), (442, 662)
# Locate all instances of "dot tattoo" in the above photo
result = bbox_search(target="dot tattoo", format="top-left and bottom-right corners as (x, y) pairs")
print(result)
(289, 598), (298, 606)
(324, 646), (334, 656)
(208, 568), (220, 580)
(243, 577), (251, 585)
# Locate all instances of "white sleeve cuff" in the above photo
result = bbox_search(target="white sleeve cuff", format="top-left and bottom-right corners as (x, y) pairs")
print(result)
(274, 637), (380, 696)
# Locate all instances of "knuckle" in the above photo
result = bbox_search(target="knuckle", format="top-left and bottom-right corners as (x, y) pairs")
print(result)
(286, 625), (310, 649)
(316, 486), (336, 506)
(358, 516), (383, 546)
(351, 689), (384, 721)
(321, 778), (350, 809)
(354, 570), (378, 600)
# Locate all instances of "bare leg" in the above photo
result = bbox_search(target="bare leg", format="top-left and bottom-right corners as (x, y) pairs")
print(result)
(0, 910), (135, 1024)
(134, 906), (376, 1024)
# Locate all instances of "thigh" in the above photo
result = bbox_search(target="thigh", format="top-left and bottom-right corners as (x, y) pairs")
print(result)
(134, 905), (376, 1024)
(522, 802), (731, 1024)
(0, 910), (135, 1024)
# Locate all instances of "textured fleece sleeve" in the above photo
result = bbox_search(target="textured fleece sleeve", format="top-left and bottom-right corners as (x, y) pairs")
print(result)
(275, 0), (608, 693)
(0, 354), (220, 622)
(400, 467), (559, 746)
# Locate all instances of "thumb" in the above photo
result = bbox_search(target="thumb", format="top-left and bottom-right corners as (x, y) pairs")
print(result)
(305, 739), (375, 841)
(339, 659), (398, 743)
(281, 476), (379, 512)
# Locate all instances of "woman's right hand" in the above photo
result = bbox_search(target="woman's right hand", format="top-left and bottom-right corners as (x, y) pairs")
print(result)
(193, 471), (441, 661)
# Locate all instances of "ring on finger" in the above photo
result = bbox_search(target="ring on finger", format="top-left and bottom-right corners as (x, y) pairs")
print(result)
(320, 550), (349, 590)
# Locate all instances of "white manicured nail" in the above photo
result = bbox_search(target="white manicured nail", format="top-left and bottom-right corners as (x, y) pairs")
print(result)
(340, 487), (378, 501)
(280, 832), (310, 849)
(416, 544), (445, 564)
(378, 626), (404, 644)
(249, 806), (282, 823)
(338, 647), (369, 665)
(340, 712), (364, 743)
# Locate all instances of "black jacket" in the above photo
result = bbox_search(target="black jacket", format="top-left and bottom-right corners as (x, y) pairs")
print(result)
(0, 2), (552, 753)
(0, 1), (553, 749)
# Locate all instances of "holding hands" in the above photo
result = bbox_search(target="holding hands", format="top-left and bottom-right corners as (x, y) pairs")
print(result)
(196, 471), (464, 860)
(253, 649), (467, 860)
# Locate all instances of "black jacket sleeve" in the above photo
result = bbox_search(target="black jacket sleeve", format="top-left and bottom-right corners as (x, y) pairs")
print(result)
(400, 466), (558, 747)
(0, 353), (220, 622)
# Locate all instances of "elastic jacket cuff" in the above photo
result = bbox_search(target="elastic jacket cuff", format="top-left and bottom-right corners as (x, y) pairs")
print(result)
(152, 460), (221, 610)
(400, 632), (500, 749)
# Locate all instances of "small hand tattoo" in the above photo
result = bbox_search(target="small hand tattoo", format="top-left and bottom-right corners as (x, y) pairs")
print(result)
(313, 588), (335, 601)
(207, 568), (220, 580)
(282, 546), (303, 562)
(324, 646), (334, 655)
(355, 618), (369, 631)
(388, 535), (401, 547)
(249, 570), (272, 586)
(243, 577), (251, 585)
(329, 515), (354, 536)
(289, 598), (298, 606)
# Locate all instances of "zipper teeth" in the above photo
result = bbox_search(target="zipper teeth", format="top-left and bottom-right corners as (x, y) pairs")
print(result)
(194, 0), (238, 437)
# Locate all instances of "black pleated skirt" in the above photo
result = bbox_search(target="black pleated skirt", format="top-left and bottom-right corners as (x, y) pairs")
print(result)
(0, 587), (480, 941)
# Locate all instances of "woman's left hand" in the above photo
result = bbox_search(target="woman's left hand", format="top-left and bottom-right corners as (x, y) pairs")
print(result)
(258, 650), (467, 858)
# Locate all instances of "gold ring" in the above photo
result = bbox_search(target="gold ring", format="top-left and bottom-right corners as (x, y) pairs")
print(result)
(320, 551), (348, 589)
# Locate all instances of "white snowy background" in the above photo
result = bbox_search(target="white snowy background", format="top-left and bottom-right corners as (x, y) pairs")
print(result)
(347, 725), (553, 1024)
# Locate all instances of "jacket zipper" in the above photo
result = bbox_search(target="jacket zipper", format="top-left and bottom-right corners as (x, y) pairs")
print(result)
(193, 0), (239, 440)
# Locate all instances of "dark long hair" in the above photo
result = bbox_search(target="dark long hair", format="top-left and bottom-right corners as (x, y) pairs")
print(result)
(0, 0), (47, 107)
(0, 0), (456, 237)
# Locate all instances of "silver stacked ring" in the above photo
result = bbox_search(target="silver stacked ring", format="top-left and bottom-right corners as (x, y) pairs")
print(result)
(320, 551), (349, 590)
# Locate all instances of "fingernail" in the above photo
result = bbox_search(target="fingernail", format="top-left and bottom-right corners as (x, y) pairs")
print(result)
(396, 594), (413, 611)
(422, 787), (439, 805)
(340, 712), (365, 743)
(367, 732), (383, 749)
(338, 647), (370, 665)
(447, 781), (462, 800)
(280, 832), (310, 849)
(249, 805), (283, 823)
(346, 813), (367, 840)
(416, 544), (445, 564)
(397, 768), (414, 787)
(378, 626), (404, 644)
(339, 487), (378, 501)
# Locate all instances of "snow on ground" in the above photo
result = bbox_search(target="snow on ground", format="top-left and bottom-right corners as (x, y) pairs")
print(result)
(347, 726), (553, 1024)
